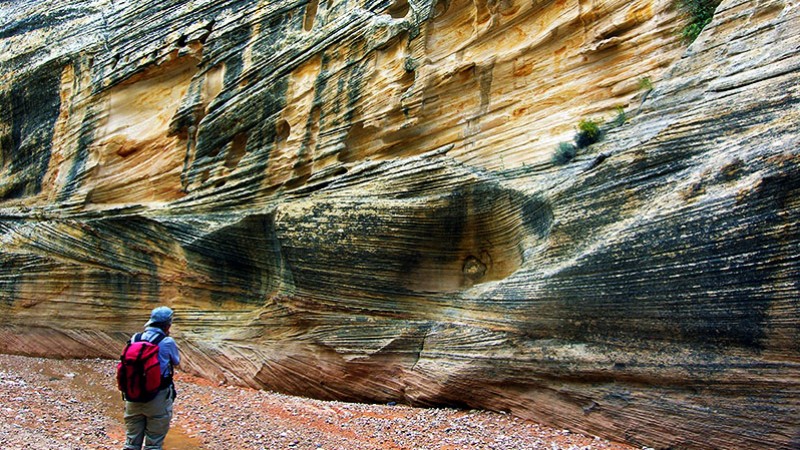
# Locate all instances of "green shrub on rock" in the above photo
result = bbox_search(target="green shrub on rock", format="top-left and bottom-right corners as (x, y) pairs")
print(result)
(639, 76), (654, 91)
(678, 0), (721, 44)
(575, 118), (602, 148)
(552, 142), (578, 165)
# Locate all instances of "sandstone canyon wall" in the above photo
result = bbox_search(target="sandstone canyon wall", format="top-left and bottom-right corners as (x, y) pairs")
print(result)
(1, 0), (799, 448)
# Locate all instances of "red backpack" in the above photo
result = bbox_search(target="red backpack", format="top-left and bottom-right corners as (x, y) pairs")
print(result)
(116, 333), (166, 402)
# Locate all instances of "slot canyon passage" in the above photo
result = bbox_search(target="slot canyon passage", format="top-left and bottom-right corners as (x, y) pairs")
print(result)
(0, 0), (798, 448)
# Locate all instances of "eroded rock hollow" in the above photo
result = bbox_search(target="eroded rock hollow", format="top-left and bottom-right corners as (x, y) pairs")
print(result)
(1, 0), (798, 448)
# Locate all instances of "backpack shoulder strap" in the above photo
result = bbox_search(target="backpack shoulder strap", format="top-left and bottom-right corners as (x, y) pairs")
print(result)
(149, 333), (167, 346)
(132, 332), (166, 345)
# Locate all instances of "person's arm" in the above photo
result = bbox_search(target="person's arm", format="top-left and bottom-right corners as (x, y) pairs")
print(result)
(163, 338), (181, 367)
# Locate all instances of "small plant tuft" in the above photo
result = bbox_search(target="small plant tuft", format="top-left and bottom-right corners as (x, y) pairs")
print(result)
(638, 76), (653, 91)
(574, 118), (602, 148)
(613, 105), (627, 126)
(552, 142), (577, 165)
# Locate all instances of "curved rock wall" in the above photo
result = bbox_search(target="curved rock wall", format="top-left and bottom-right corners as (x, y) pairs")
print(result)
(1, 0), (799, 448)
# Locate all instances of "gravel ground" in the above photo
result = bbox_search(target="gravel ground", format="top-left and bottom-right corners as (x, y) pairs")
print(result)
(0, 354), (637, 450)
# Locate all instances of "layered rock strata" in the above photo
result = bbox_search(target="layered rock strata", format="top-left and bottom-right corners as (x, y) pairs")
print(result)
(1, 0), (799, 448)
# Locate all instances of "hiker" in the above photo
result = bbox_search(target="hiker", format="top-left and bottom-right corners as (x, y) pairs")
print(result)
(121, 306), (181, 450)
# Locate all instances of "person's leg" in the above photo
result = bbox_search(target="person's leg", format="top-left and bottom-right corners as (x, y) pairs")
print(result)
(123, 401), (146, 450)
(143, 389), (174, 450)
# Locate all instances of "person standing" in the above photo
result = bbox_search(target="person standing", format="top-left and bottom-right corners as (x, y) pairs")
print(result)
(123, 306), (181, 450)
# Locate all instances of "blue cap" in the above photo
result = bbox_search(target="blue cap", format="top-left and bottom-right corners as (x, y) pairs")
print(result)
(145, 306), (174, 327)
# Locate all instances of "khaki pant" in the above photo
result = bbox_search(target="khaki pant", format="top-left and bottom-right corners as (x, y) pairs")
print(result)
(123, 388), (173, 450)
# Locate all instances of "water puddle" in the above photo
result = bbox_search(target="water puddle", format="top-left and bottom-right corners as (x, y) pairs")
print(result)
(41, 360), (206, 449)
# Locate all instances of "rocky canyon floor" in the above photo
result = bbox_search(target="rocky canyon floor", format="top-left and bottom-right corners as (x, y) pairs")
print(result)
(0, 354), (639, 450)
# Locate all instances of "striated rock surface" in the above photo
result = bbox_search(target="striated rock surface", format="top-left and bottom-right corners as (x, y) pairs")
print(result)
(1, 0), (799, 448)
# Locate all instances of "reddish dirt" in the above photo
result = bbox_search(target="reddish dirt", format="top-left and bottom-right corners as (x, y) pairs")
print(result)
(0, 354), (638, 450)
